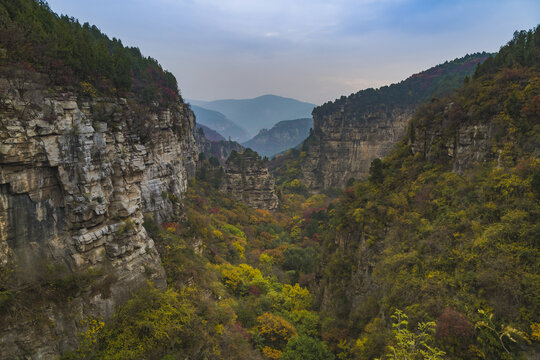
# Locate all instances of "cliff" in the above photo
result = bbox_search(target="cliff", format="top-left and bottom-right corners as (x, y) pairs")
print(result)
(0, 69), (197, 358)
(287, 53), (489, 192)
(315, 28), (540, 358)
(221, 149), (279, 210)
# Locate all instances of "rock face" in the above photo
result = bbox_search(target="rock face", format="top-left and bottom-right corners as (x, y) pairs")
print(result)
(0, 70), (197, 358)
(293, 53), (489, 192)
(221, 149), (279, 210)
(299, 108), (413, 191)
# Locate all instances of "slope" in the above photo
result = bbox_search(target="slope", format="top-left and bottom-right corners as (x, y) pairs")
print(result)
(191, 104), (250, 142)
(315, 26), (540, 359)
(196, 123), (226, 142)
(242, 118), (314, 158)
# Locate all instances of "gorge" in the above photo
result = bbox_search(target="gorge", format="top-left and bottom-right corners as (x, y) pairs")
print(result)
(0, 1), (539, 359)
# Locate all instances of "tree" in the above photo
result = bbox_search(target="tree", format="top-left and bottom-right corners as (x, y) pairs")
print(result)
(378, 310), (445, 360)
(369, 158), (384, 184)
(254, 312), (298, 354)
(280, 335), (334, 360)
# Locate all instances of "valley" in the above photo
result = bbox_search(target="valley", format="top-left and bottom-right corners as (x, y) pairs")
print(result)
(0, 1), (539, 360)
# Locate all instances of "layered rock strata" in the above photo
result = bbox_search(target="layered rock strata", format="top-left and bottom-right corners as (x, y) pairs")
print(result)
(0, 70), (197, 358)
(221, 150), (279, 210)
(299, 108), (413, 191)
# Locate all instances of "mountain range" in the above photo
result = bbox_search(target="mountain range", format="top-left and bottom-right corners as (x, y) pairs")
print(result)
(242, 118), (313, 158)
(189, 94), (316, 137)
(189, 104), (250, 142)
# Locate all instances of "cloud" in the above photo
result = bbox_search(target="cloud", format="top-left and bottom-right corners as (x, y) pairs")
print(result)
(47, 0), (540, 103)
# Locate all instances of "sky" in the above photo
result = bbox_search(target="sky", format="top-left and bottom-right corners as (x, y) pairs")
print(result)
(46, 0), (539, 104)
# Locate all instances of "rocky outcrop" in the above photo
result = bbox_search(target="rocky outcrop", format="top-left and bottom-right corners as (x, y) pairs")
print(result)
(299, 108), (413, 191)
(292, 54), (489, 192)
(0, 69), (197, 358)
(221, 149), (279, 210)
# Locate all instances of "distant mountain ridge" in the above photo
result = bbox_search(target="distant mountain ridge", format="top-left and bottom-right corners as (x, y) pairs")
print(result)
(189, 95), (316, 136)
(190, 105), (250, 142)
(196, 123), (225, 142)
(242, 118), (313, 158)
(271, 52), (492, 191)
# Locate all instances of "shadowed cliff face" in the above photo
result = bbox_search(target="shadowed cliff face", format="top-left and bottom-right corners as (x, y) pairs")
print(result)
(0, 69), (197, 358)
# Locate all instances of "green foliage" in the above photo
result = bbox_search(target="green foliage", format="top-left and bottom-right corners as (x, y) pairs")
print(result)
(378, 310), (445, 360)
(280, 335), (335, 360)
(316, 26), (540, 359)
(0, 0), (180, 104)
(474, 309), (530, 357)
(95, 284), (194, 359)
(314, 53), (491, 119)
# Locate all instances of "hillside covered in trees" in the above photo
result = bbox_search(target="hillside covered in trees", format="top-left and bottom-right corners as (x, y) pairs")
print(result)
(0, 0), (181, 105)
(314, 53), (491, 119)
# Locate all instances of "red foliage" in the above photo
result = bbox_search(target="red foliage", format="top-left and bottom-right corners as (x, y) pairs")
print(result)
(248, 285), (261, 297)
(209, 206), (220, 215)
(232, 321), (250, 341)
(302, 207), (326, 220)
(194, 196), (207, 207)
(413, 186), (432, 212)
(344, 187), (355, 200)
(523, 94), (540, 119)
(161, 222), (181, 232)
(436, 307), (473, 342)
(298, 273), (315, 287)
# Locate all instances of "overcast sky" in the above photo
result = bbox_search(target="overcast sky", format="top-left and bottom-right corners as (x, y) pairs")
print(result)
(46, 0), (539, 104)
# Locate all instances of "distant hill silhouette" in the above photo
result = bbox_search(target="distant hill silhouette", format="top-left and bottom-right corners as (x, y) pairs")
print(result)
(189, 95), (316, 136)
(196, 123), (225, 142)
(190, 105), (250, 142)
(242, 118), (313, 158)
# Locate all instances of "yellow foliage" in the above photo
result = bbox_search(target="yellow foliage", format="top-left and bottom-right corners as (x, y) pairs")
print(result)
(232, 240), (246, 259)
(256, 312), (298, 351)
(531, 323), (540, 341)
(78, 317), (105, 358)
(280, 284), (312, 312)
(259, 253), (274, 265)
(262, 346), (283, 359)
(80, 81), (97, 97)
(215, 323), (224, 335)
(213, 229), (223, 239)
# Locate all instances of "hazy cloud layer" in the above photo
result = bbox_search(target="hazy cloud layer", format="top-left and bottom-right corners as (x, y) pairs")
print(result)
(47, 0), (539, 104)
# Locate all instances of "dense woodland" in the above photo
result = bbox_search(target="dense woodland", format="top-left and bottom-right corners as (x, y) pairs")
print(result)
(0, 0), (539, 359)
(314, 53), (490, 118)
(0, 0), (180, 105)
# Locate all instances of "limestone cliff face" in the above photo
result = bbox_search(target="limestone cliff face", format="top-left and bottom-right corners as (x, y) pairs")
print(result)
(221, 150), (279, 210)
(409, 109), (495, 173)
(0, 70), (197, 358)
(294, 53), (489, 192)
(300, 107), (413, 191)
